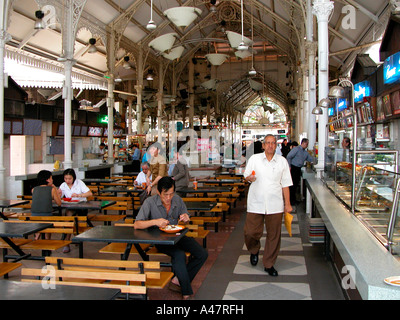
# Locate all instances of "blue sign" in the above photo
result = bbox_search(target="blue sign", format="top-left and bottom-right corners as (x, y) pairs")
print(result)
(354, 81), (371, 103)
(328, 107), (335, 116)
(384, 51), (400, 85)
(337, 98), (347, 111)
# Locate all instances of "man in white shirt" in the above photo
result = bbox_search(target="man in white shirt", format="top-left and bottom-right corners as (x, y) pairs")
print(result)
(134, 162), (151, 186)
(244, 134), (293, 276)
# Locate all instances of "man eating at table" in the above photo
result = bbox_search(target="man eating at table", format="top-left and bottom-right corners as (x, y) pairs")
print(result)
(133, 176), (208, 300)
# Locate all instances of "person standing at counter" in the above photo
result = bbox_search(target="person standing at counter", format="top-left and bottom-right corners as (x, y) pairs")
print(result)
(171, 150), (190, 196)
(244, 135), (292, 276)
(147, 142), (168, 196)
(280, 139), (290, 158)
(286, 138), (314, 208)
(58, 168), (93, 253)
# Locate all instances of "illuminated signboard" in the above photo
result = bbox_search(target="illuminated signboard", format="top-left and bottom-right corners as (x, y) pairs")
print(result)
(384, 51), (400, 85)
(98, 115), (108, 124)
(337, 98), (347, 112)
(354, 81), (371, 103)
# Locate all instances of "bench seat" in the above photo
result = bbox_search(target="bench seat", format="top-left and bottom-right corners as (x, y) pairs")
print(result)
(0, 262), (22, 278)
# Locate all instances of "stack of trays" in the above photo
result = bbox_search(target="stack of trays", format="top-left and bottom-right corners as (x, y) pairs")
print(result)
(309, 218), (325, 243)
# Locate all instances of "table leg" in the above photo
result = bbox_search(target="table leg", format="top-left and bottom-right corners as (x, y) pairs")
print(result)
(133, 243), (149, 261)
(1, 237), (31, 262)
(0, 208), (8, 220)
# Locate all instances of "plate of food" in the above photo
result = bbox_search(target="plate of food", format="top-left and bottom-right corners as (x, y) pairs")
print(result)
(62, 198), (83, 203)
(159, 225), (185, 233)
(384, 276), (400, 287)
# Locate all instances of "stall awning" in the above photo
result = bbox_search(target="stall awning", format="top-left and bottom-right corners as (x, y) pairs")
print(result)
(4, 46), (108, 91)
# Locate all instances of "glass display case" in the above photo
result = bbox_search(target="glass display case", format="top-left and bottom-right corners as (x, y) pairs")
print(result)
(324, 143), (400, 253)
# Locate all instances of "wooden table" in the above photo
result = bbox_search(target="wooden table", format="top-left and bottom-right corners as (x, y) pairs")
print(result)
(184, 201), (216, 211)
(179, 186), (233, 197)
(0, 222), (53, 262)
(73, 225), (188, 265)
(83, 178), (121, 193)
(0, 280), (120, 300)
(54, 200), (116, 214)
(199, 179), (244, 186)
(112, 172), (139, 177)
(0, 200), (30, 220)
(100, 186), (142, 196)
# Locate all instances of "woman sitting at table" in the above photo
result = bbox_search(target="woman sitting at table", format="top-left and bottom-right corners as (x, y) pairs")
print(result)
(31, 170), (62, 239)
(58, 168), (93, 253)
(134, 176), (208, 300)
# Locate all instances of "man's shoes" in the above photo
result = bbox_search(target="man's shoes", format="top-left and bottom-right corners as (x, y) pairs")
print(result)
(168, 282), (181, 293)
(250, 252), (259, 266)
(264, 266), (278, 276)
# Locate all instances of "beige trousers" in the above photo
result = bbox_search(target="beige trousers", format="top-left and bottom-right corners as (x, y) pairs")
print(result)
(244, 212), (283, 268)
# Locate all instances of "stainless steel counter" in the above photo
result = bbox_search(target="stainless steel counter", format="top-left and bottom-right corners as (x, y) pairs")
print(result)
(306, 177), (400, 300)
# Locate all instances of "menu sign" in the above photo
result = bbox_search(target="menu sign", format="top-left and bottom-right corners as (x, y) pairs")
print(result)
(390, 90), (400, 115)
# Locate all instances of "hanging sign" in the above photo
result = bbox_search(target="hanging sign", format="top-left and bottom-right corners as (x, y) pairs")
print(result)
(384, 51), (400, 85)
(354, 81), (371, 103)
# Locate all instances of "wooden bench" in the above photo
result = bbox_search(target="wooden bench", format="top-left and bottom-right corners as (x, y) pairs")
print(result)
(18, 215), (90, 236)
(183, 197), (230, 222)
(21, 265), (147, 299)
(0, 262), (22, 278)
(44, 257), (173, 291)
(190, 216), (222, 232)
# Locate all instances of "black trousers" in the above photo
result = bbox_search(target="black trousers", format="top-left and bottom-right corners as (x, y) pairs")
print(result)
(290, 165), (302, 205)
(156, 236), (208, 295)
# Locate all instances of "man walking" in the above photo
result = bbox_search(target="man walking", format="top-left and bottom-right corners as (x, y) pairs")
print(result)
(286, 138), (314, 208)
(244, 135), (292, 276)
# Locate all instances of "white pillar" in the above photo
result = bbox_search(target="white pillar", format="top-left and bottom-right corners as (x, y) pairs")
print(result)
(63, 60), (73, 169)
(0, 0), (14, 198)
(313, 0), (334, 176)
(307, 0), (317, 150)
(107, 78), (114, 164)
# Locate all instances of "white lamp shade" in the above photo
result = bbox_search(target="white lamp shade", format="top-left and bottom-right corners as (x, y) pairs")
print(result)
(248, 79), (263, 91)
(205, 53), (229, 66)
(226, 31), (253, 49)
(148, 33), (178, 52)
(164, 7), (202, 27)
(201, 79), (218, 90)
(162, 46), (185, 60)
(235, 50), (252, 59)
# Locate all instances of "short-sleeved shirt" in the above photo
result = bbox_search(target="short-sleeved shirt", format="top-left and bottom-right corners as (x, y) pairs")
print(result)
(244, 152), (293, 215)
(135, 194), (189, 225)
(134, 172), (151, 185)
(150, 154), (167, 182)
(59, 179), (90, 201)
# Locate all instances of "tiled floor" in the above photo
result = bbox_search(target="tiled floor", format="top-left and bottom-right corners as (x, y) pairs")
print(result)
(195, 200), (345, 300)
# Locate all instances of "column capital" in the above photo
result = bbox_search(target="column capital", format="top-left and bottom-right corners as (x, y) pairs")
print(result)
(312, 0), (334, 22)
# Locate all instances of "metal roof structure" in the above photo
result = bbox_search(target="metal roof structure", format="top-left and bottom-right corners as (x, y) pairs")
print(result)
(3, 0), (395, 123)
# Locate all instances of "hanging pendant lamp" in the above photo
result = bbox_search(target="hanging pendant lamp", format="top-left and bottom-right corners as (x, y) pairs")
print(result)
(205, 53), (229, 66)
(162, 46), (185, 60)
(164, 7), (202, 27)
(226, 31), (253, 50)
(148, 33), (178, 52)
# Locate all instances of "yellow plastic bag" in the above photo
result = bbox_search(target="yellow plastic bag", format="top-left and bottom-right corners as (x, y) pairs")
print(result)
(284, 212), (294, 237)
